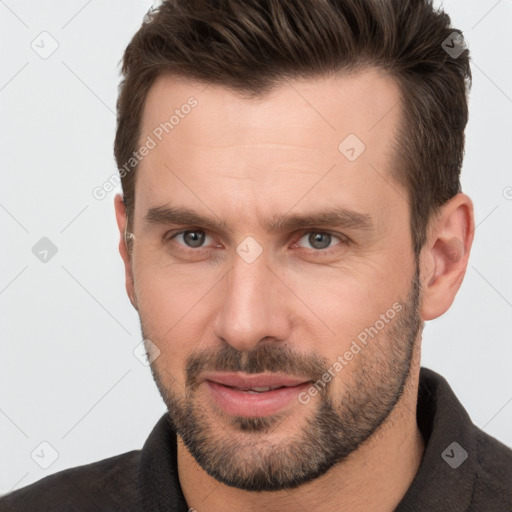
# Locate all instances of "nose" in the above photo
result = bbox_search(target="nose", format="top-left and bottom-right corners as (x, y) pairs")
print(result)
(213, 245), (292, 352)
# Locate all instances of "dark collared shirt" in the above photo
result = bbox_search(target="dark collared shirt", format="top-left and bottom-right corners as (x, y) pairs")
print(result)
(1, 367), (511, 511)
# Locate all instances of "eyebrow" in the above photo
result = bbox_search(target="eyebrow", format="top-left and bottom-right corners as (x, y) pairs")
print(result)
(143, 205), (374, 234)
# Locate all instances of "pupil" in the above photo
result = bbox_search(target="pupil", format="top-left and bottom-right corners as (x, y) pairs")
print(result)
(309, 232), (331, 250)
(184, 231), (205, 248)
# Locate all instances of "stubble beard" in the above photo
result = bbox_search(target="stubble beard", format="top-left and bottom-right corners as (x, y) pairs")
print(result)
(143, 267), (422, 491)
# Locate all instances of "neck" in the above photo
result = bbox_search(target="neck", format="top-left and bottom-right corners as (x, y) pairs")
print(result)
(178, 351), (424, 512)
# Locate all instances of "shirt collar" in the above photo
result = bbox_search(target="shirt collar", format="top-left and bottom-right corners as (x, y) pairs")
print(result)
(395, 367), (477, 510)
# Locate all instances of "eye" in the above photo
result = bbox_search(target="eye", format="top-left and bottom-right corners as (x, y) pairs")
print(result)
(164, 229), (348, 255)
(293, 231), (347, 251)
(167, 229), (215, 249)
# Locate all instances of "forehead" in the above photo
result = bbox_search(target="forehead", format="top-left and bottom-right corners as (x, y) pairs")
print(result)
(135, 69), (405, 232)
(140, 68), (401, 149)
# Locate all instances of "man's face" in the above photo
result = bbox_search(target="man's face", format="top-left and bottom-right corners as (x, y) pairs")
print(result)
(126, 70), (422, 490)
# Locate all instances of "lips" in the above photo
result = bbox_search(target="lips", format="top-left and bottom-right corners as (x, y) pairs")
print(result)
(202, 372), (310, 391)
(202, 372), (313, 416)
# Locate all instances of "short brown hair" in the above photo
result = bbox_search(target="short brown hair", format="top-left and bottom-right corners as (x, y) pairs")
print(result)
(114, 0), (471, 254)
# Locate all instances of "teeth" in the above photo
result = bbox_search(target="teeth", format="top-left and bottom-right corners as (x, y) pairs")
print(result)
(243, 386), (282, 393)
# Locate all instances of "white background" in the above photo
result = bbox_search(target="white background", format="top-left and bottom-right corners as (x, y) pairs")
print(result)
(1, 0), (511, 494)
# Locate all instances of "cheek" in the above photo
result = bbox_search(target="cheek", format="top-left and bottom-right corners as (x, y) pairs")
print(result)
(133, 246), (217, 319)
(292, 262), (409, 358)
(132, 260), (220, 369)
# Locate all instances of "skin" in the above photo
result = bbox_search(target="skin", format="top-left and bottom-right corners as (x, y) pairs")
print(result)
(114, 69), (474, 511)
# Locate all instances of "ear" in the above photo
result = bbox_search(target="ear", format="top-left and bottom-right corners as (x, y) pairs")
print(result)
(114, 194), (138, 311)
(419, 193), (474, 321)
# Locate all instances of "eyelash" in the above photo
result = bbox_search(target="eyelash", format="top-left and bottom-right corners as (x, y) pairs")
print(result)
(164, 229), (349, 255)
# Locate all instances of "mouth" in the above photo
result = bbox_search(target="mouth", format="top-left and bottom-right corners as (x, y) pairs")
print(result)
(227, 385), (289, 393)
(202, 372), (312, 417)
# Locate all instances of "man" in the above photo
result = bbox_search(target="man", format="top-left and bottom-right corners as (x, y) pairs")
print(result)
(1, 0), (511, 510)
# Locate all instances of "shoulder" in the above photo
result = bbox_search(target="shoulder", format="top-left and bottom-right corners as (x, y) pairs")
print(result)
(0, 450), (142, 512)
(470, 429), (512, 510)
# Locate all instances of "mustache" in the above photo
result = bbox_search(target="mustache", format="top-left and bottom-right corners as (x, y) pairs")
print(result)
(186, 343), (328, 391)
